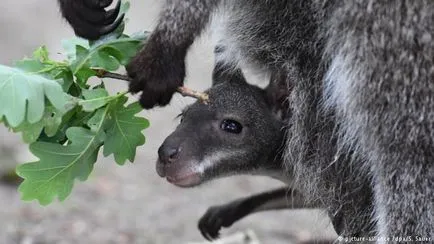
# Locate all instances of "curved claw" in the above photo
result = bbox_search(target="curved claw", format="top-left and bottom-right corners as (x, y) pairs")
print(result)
(77, 0), (121, 25)
(198, 208), (223, 241)
(61, 0), (123, 40)
(104, 1), (122, 25)
(72, 12), (123, 40)
(98, 13), (124, 36)
(84, 0), (113, 9)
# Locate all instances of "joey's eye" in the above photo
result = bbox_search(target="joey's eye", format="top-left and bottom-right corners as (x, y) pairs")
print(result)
(220, 119), (243, 134)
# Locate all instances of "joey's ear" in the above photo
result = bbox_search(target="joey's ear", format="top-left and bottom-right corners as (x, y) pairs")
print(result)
(265, 70), (291, 121)
(212, 45), (247, 86)
(212, 63), (247, 86)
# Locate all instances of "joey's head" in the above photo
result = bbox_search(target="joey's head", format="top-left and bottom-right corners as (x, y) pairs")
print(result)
(156, 72), (289, 187)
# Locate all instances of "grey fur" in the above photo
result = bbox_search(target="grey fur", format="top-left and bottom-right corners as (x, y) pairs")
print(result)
(148, 0), (434, 240)
(58, 0), (434, 240)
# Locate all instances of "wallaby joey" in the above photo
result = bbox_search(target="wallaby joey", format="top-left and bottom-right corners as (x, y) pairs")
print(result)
(157, 65), (311, 240)
(157, 48), (374, 240)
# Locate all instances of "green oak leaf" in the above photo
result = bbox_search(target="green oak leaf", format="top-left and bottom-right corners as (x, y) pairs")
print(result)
(1, 1), (151, 206)
(14, 46), (51, 73)
(89, 46), (122, 71)
(13, 106), (64, 143)
(14, 46), (73, 92)
(62, 38), (90, 62)
(71, 35), (146, 77)
(0, 65), (68, 127)
(130, 31), (150, 41)
(80, 88), (110, 111)
(103, 97), (149, 165)
(32, 46), (50, 62)
(16, 125), (106, 205)
(87, 108), (107, 133)
(53, 68), (74, 92)
(15, 59), (48, 73)
(13, 120), (45, 144)
(104, 36), (146, 65)
(75, 68), (97, 86)
(70, 45), (95, 85)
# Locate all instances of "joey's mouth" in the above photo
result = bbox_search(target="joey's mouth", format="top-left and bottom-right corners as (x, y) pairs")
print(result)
(156, 160), (202, 187)
(166, 172), (201, 187)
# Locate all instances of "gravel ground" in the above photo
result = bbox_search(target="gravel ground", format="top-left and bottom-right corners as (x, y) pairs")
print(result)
(0, 1), (337, 243)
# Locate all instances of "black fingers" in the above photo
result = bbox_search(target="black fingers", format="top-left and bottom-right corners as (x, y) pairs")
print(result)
(198, 207), (225, 241)
(104, 4), (122, 25)
(98, 14), (125, 35)
(136, 82), (179, 109)
(126, 40), (186, 109)
(71, 13), (124, 40)
(76, 0), (121, 24)
(59, 0), (123, 40)
(197, 204), (242, 241)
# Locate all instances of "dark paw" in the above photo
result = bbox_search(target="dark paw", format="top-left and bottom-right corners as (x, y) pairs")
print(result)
(58, 0), (124, 40)
(126, 40), (186, 109)
(198, 205), (238, 241)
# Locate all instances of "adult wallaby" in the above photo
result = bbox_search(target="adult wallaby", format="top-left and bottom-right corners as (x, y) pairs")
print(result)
(58, 0), (434, 240)
(157, 46), (374, 241)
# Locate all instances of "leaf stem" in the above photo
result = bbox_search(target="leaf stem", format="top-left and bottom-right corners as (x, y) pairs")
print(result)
(93, 69), (209, 103)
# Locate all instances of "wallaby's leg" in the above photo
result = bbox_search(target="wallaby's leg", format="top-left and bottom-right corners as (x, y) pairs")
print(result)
(325, 1), (434, 240)
(198, 187), (311, 240)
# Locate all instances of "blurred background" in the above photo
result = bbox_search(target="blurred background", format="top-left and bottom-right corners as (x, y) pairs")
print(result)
(0, 1), (336, 243)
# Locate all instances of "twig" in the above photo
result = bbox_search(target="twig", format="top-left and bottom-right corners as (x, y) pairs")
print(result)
(93, 69), (209, 103)
(175, 86), (209, 103)
(95, 69), (131, 81)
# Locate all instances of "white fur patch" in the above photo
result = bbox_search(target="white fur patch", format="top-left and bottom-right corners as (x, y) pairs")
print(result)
(192, 151), (237, 175)
(325, 50), (385, 241)
(210, 5), (241, 69)
(324, 52), (357, 113)
(323, 49), (368, 161)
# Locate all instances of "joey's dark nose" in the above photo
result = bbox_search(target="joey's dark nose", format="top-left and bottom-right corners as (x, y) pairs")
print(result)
(158, 144), (180, 164)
